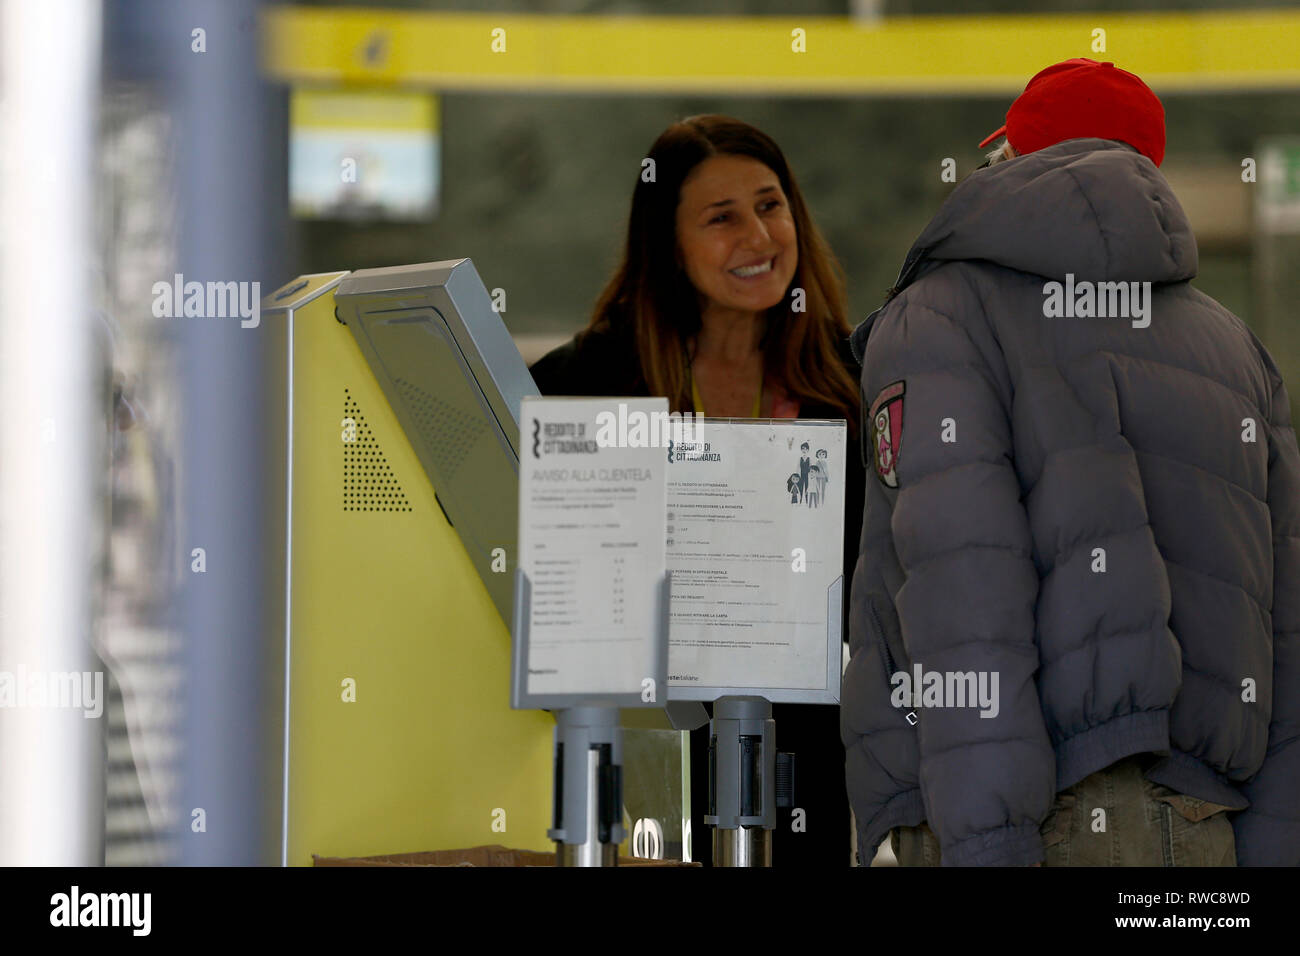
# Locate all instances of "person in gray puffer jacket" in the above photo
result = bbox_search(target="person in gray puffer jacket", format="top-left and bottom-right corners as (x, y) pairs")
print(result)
(844, 58), (1300, 867)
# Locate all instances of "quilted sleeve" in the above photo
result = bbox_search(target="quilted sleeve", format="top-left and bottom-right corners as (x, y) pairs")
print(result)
(859, 281), (1056, 866)
(1232, 367), (1300, 866)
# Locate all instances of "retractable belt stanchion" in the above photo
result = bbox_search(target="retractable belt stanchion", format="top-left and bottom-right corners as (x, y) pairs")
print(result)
(549, 706), (622, 867)
(513, 412), (843, 868)
(514, 570), (627, 866)
(511, 490), (674, 867)
(707, 696), (794, 868)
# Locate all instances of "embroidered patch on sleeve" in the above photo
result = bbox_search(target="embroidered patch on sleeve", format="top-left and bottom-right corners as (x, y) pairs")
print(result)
(868, 380), (905, 488)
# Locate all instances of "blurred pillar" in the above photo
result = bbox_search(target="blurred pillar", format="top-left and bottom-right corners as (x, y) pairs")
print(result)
(0, 0), (105, 865)
(163, 0), (285, 865)
(1255, 138), (1300, 424)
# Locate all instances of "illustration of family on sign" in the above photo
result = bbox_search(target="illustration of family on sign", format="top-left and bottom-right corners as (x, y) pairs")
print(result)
(785, 441), (830, 507)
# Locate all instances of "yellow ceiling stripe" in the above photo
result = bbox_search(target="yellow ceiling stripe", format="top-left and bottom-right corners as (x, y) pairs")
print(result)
(262, 8), (1300, 94)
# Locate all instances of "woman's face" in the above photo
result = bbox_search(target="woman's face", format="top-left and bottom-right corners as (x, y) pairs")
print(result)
(674, 154), (798, 319)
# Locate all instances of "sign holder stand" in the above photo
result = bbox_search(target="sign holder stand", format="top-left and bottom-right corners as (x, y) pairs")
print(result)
(706, 696), (779, 867)
(513, 568), (694, 866)
(697, 577), (843, 867)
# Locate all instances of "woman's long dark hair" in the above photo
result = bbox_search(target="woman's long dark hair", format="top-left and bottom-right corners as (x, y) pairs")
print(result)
(585, 114), (859, 436)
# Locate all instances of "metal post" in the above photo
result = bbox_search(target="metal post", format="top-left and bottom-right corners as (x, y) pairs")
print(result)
(551, 706), (623, 867)
(707, 696), (776, 867)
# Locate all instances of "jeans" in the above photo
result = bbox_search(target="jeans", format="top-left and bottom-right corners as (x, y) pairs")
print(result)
(890, 754), (1237, 866)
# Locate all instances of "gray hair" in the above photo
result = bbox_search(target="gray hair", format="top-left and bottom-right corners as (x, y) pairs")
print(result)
(984, 138), (1017, 166)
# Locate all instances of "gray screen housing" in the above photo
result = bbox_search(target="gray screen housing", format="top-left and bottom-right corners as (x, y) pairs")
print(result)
(333, 259), (536, 624)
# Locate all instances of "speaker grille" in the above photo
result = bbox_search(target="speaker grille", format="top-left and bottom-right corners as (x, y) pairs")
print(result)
(393, 375), (491, 484)
(342, 388), (412, 512)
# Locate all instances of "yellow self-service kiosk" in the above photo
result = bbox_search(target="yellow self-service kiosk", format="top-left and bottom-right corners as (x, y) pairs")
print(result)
(262, 268), (554, 866)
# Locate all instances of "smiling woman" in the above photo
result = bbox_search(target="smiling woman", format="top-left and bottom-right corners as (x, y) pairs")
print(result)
(532, 114), (859, 428)
(676, 152), (798, 418)
(530, 114), (864, 868)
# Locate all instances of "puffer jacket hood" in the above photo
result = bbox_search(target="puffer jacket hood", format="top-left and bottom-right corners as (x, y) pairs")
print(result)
(844, 137), (1300, 867)
(853, 138), (1197, 362)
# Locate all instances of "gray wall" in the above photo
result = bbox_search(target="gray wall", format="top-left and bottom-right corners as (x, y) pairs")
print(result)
(294, 90), (1300, 341)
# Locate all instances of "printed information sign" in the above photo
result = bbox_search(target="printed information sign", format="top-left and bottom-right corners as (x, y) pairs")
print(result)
(516, 397), (669, 699)
(665, 419), (846, 702)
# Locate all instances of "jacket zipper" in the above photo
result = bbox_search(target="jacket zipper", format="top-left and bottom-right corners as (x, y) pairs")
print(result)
(868, 599), (900, 677)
